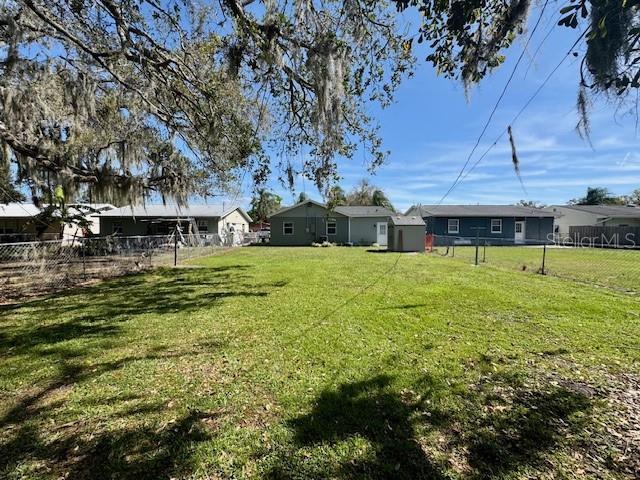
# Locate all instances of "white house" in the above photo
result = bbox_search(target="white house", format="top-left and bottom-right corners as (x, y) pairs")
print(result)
(97, 204), (252, 237)
(545, 204), (640, 239)
(0, 203), (114, 243)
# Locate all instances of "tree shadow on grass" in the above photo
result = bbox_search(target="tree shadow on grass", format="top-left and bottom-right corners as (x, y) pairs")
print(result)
(0, 263), (288, 479)
(1, 404), (220, 480)
(269, 375), (448, 479)
(0, 343), (226, 478)
(0, 264), (286, 358)
(267, 372), (595, 479)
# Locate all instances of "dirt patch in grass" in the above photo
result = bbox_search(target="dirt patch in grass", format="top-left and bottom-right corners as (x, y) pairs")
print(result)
(585, 372), (640, 478)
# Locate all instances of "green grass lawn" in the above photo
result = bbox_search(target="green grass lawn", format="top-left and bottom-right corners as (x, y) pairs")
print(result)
(441, 245), (640, 292)
(1, 247), (639, 479)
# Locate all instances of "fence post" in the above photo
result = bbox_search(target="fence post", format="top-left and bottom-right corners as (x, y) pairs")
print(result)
(174, 230), (178, 266)
(541, 243), (547, 275)
(82, 239), (86, 280)
(474, 231), (479, 266)
(452, 241), (455, 257)
(482, 241), (487, 263)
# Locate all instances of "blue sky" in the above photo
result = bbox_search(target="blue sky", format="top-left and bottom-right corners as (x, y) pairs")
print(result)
(224, 6), (640, 213)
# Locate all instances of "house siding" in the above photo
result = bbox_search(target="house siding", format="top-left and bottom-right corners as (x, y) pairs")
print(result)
(544, 207), (601, 239)
(348, 216), (388, 245)
(425, 216), (554, 244)
(270, 203), (351, 245)
(196, 218), (219, 235)
(218, 210), (249, 233)
(100, 216), (222, 236)
(601, 217), (640, 227)
(270, 215), (349, 245)
(0, 217), (61, 241)
(100, 217), (148, 236)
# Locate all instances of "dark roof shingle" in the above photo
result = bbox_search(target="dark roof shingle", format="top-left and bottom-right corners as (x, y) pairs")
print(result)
(550, 204), (640, 218)
(408, 205), (554, 218)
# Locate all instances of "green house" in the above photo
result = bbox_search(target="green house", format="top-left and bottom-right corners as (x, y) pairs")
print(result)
(269, 200), (393, 246)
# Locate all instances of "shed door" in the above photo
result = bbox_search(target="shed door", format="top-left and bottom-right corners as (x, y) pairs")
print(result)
(377, 222), (388, 246)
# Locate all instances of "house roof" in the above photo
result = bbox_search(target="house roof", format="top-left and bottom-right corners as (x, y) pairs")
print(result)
(271, 200), (393, 218)
(98, 204), (251, 222)
(389, 215), (425, 226)
(408, 205), (554, 218)
(270, 199), (328, 217)
(0, 203), (43, 217)
(0, 203), (114, 218)
(333, 206), (395, 217)
(548, 204), (640, 218)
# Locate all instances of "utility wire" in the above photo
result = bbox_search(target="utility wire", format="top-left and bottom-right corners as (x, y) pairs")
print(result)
(453, 28), (590, 190)
(436, 0), (550, 206)
(523, 10), (561, 80)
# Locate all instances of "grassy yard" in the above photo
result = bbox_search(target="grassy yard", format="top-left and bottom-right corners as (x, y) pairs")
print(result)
(1, 247), (639, 479)
(440, 245), (640, 292)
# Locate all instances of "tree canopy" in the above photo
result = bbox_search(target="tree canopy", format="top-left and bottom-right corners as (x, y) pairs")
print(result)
(3, 1), (639, 208)
(0, 163), (25, 203)
(571, 186), (625, 204)
(296, 192), (310, 204)
(336, 179), (395, 211)
(517, 200), (546, 208)
(394, 0), (640, 135)
(0, 0), (412, 205)
(325, 185), (347, 209)
(247, 188), (282, 223)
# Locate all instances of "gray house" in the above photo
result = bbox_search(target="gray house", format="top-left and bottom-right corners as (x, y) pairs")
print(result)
(269, 200), (393, 246)
(406, 205), (555, 245)
(98, 204), (251, 237)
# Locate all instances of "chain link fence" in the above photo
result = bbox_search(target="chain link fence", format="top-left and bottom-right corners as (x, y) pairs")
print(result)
(428, 235), (640, 293)
(0, 231), (253, 302)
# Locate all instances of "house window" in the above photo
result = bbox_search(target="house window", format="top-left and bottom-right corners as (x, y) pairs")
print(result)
(447, 219), (459, 234)
(283, 222), (294, 235)
(491, 219), (502, 233)
(112, 222), (123, 235)
(197, 219), (208, 233)
(327, 222), (337, 235)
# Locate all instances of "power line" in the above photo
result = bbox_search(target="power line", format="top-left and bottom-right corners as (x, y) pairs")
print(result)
(523, 10), (561, 80)
(436, 0), (550, 206)
(442, 0), (626, 200)
(453, 28), (590, 190)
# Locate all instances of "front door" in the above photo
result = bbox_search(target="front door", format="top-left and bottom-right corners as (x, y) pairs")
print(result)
(514, 221), (525, 244)
(377, 222), (388, 246)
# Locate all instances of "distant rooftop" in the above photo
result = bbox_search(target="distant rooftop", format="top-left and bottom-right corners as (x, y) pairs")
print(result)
(98, 204), (245, 219)
(408, 205), (554, 218)
(549, 204), (640, 218)
(271, 200), (395, 218)
(0, 203), (114, 217)
(333, 205), (395, 217)
(0, 203), (42, 217)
